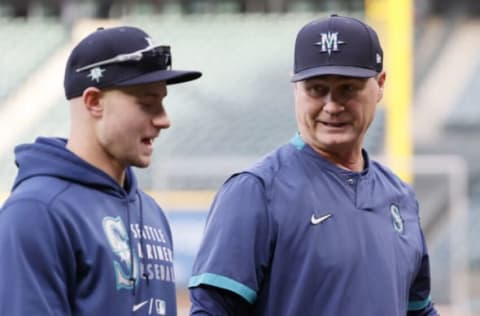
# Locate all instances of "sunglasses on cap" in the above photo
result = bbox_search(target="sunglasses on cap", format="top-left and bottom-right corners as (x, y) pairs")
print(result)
(76, 45), (172, 73)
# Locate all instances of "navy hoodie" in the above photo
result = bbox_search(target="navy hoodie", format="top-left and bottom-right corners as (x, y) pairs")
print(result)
(0, 137), (177, 315)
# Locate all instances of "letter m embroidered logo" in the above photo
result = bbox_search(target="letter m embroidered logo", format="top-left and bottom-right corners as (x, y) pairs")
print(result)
(316, 32), (344, 55)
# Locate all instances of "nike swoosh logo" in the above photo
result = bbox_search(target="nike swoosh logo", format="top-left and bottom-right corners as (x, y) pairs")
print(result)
(132, 300), (149, 312)
(311, 213), (333, 225)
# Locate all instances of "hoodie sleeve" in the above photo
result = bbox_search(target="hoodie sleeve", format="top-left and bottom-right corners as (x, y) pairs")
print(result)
(0, 199), (72, 315)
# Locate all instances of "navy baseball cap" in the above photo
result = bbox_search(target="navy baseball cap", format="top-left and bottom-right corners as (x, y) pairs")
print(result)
(64, 26), (202, 99)
(291, 14), (383, 82)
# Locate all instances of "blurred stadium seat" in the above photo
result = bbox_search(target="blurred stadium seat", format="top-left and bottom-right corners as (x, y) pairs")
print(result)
(0, 18), (66, 100)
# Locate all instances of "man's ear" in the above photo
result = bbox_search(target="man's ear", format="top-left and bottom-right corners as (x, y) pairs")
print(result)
(376, 71), (387, 103)
(82, 87), (103, 118)
(292, 81), (299, 96)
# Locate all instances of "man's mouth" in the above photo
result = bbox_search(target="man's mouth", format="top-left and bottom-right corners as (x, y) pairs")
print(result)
(142, 138), (154, 145)
(322, 121), (347, 128)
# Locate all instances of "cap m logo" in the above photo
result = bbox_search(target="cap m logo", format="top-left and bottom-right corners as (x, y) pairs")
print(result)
(315, 32), (345, 55)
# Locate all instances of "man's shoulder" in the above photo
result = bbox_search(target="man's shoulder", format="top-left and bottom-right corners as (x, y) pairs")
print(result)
(2, 176), (74, 213)
(0, 178), (70, 230)
(238, 143), (300, 185)
(370, 159), (415, 193)
(137, 190), (164, 211)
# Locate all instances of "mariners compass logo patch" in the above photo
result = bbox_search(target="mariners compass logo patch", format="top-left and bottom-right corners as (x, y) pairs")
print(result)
(390, 204), (404, 233)
(87, 67), (106, 82)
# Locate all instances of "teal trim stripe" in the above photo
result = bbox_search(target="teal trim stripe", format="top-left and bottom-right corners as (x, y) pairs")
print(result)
(290, 133), (305, 150)
(189, 273), (257, 304)
(408, 295), (431, 311)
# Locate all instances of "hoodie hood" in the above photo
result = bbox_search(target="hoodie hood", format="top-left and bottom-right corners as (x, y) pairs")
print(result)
(12, 137), (138, 199)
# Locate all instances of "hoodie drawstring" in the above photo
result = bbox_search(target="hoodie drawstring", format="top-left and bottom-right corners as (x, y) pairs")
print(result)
(126, 199), (136, 296)
(126, 192), (150, 297)
(137, 192), (150, 285)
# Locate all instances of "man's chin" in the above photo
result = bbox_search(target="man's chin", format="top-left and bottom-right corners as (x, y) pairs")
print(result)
(131, 158), (152, 169)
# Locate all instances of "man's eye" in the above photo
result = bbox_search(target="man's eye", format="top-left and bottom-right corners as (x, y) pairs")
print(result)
(139, 103), (152, 109)
(139, 102), (167, 116)
(306, 85), (327, 97)
(340, 84), (358, 95)
(138, 103), (157, 114)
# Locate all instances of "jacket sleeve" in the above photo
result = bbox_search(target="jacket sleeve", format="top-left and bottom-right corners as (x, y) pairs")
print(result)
(407, 229), (439, 316)
(0, 199), (72, 315)
(190, 285), (253, 316)
(188, 173), (272, 306)
(407, 301), (439, 316)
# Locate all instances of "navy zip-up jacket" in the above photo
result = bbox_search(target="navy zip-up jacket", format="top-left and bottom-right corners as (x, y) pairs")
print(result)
(189, 134), (439, 316)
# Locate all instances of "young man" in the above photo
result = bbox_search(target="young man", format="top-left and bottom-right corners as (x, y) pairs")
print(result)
(0, 26), (201, 315)
(188, 14), (439, 315)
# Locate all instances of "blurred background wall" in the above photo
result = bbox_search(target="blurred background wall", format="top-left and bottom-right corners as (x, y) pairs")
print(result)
(0, 0), (479, 315)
